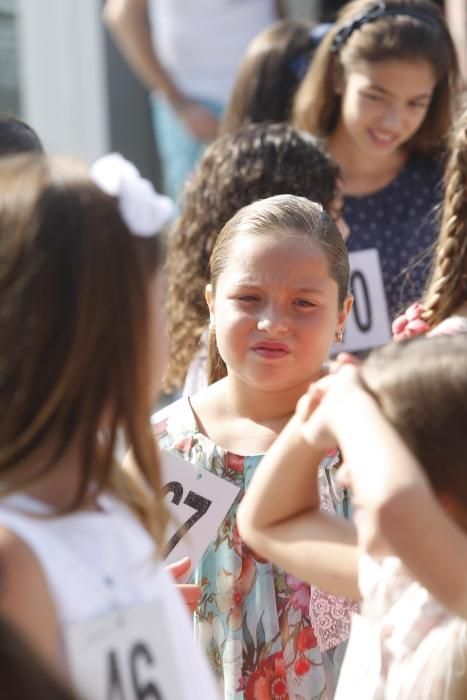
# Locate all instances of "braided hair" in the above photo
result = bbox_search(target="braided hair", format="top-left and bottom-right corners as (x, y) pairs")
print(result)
(422, 108), (467, 327)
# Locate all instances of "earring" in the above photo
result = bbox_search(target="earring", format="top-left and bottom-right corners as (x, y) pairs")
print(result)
(209, 318), (216, 333)
(335, 329), (344, 343)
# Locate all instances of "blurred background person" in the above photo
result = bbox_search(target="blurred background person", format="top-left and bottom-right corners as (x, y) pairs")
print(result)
(293, 0), (460, 354)
(221, 19), (331, 134)
(0, 113), (43, 155)
(103, 0), (282, 202)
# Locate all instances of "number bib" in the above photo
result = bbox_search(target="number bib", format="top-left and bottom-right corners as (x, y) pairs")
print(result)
(340, 249), (391, 353)
(65, 600), (183, 700)
(160, 450), (240, 577)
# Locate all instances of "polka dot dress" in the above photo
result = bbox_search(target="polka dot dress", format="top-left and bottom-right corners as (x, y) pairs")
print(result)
(344, 156), (442, 321)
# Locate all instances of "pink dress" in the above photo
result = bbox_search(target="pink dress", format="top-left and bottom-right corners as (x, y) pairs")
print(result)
(335, 555), (467, 699)
(428, 315), (467, 337)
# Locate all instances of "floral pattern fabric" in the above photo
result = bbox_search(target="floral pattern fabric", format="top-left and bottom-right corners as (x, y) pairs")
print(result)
(153, 399), (352, 700)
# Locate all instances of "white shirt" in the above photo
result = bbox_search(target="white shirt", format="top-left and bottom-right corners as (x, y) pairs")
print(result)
(148, 0), (276, 103)
(0, 492), (220, 700)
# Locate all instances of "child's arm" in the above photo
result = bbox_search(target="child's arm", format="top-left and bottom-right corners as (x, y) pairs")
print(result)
(303, 367), (467, 620)
(237, 397), (360, 600)
(0, 527), (60, 672)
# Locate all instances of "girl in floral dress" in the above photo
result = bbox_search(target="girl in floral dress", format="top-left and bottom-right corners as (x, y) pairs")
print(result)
(153, 194), (355, 699)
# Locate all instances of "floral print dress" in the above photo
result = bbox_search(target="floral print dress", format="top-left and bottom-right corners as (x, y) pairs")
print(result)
(153, 398), (353, 700)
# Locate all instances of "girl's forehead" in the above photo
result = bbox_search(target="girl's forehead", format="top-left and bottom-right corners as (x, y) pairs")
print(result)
(345, 58), (436, 95)
(217, 232), (332, 285)
(226, 231), (322, 263)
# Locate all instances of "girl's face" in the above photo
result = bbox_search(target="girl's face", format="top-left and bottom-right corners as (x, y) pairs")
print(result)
(337, 59), (436, 159)
(206, 232), (352, 395)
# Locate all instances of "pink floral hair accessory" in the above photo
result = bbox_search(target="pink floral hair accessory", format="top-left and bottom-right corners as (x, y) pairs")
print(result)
(392, 302), (430, 341)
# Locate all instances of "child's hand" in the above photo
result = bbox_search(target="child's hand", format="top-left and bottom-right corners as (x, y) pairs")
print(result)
(166, 556), (202, 614)
(299, 366), (364, 450)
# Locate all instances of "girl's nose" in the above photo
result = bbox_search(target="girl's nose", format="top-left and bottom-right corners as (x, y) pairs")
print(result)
(381, 105), (401, 131)
(257, 308), (288, 334)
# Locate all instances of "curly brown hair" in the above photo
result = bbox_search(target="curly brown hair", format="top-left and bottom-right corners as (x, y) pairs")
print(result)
(164, 123), (340, 392)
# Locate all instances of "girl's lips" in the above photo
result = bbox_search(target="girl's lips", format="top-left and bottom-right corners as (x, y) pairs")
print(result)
(368, 128), (398, 147)
(251, 342), (290, 359)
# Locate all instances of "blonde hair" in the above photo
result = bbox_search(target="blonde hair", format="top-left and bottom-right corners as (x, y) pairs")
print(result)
(422, 107), (467, 327)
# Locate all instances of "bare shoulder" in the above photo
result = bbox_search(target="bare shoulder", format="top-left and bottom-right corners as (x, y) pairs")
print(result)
(0, 526), (60, 669)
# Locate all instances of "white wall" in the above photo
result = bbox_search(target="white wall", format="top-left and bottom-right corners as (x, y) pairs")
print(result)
(17, 0), (109, 161)
(285, 0), (320, 20)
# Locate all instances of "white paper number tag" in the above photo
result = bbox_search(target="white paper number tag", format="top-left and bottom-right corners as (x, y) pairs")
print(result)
(340, 249), (391, 353)
(66, 600), (183, 700)
(161, 450), (240, 576)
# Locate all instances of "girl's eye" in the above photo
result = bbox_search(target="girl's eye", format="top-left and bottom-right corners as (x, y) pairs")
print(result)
(362, 92), (382, 102)
(294, 299), (316, 308)
(236, 295), (259, 303)
(409, 102), (429, 110)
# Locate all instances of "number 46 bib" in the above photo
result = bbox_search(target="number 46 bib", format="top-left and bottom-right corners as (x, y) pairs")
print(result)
(65, 601), (183, 700)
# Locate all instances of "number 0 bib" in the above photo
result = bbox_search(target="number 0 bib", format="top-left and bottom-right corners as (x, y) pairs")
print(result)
(340, 249), (391, 353)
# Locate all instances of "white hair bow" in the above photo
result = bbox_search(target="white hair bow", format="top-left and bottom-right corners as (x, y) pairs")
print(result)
(90, 153), (174, 237)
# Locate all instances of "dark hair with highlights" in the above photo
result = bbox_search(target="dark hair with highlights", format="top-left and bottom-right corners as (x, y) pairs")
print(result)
(207, 195), (349, 384)
(294, 0), (459, 157)
(164, 123), (341, 392)
(0, 154), (167, 547)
